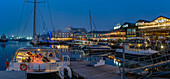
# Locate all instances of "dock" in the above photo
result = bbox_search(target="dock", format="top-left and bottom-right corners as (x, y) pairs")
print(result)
(70, 60), (121, 79)
(0, 71), (27, 79)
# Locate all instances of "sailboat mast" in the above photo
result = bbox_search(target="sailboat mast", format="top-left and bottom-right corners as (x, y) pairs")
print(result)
(89, 10), (93, 38)
(33, 0), (37, 37)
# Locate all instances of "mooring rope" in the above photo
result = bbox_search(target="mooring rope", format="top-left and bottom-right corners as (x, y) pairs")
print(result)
(47, 0), (55, 31)
(17, 1), (26, 37)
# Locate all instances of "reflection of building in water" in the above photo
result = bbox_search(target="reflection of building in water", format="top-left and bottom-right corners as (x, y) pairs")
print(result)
(112, 58), (121, 66)
(136, 16), (170, 40)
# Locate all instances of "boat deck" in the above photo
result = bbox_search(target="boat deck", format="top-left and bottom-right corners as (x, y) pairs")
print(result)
(70, 60), (121, 79)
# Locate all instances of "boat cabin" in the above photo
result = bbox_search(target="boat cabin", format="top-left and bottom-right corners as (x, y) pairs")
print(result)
(14, 47), (61, 63)
(8, 47), (67, 74)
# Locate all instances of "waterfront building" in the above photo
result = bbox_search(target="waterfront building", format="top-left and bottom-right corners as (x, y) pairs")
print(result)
(46, 31), (72, 41)
(54, 30), (71, 38)
(100, 29), (126, 41)
(87, 31), (110, 41)
(121, 22), (138, 38)
(67, 27), (87, 40)
(66, 27), (87, 34)
(73, 33), (86, 40)
(87, 31), (110, 38)
(136, 16), (170, 40)
(98, 23), (138, 41)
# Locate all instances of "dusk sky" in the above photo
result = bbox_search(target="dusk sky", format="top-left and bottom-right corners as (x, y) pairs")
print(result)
(1, 0), (170, 37)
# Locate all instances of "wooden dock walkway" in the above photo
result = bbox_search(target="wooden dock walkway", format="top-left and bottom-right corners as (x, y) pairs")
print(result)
(0, 71), (27, 79)
(70, 60), (121, 79)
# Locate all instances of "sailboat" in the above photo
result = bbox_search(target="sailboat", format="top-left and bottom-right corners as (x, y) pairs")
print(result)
(6, 0), (72, 78)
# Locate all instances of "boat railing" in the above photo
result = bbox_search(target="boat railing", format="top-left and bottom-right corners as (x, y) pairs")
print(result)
(56, 50), (62, 61)
(126, 53), (170, 72)
(127, 48), (170, 63)
(11, 62), (66, 73)
(127, 54), (170, 66)
(129, 48), (170, 62)
(62, 55), (70, 66)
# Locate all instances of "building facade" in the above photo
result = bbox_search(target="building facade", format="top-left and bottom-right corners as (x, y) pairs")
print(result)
(67, 27), (87, 40)
(47, 31), (72, 41)
(87, 31), (110, 38)
(136, 16), (170, 40)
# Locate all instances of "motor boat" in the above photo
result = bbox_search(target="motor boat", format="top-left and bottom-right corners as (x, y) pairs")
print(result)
(87, 42), (111, 50)
(68, 40), (82, 47)
(78, 40), (94, 49)
(115, 37), (159, 57)
(116, 46), (159, 57)
(6, 47), (72, 78)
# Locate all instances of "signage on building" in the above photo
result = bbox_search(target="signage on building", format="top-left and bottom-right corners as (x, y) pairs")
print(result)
(155, 19), (167, 23)
(122, 24), (128, 28)
(114, 25), (121, 30)
(127, 29), (136, 37)
(114, 23), (121, 30)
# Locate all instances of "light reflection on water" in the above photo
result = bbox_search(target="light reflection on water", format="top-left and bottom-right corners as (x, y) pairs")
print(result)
(0, 42), (120, 71)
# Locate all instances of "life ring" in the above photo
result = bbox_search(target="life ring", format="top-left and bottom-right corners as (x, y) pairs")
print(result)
(5, 61), (9, 68)
(20, 63), (27, 71)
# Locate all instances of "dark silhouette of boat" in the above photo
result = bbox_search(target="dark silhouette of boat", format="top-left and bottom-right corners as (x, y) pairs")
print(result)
(0, 33), (8, 42)
(17, 38), (31, 42)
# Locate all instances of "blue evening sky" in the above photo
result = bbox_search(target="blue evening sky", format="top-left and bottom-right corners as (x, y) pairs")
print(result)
(0, 0), (170, 37)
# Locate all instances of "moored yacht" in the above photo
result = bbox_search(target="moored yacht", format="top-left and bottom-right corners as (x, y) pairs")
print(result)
(78, 40), (94, 49)
(7, 47), (72, 78)
(68, 40), (82, 47)
(115, 37), (159, 57)
(87, 42), (111, 50)
(6, 0), (72, 78)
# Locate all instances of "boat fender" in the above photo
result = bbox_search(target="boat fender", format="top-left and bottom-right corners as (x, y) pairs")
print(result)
(58, 66), (72, 79)
(20, 63), (27, 71)
(5, 61), (9, 68)
(64, 66), (72, 79)
(58, 66), (64, 79)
